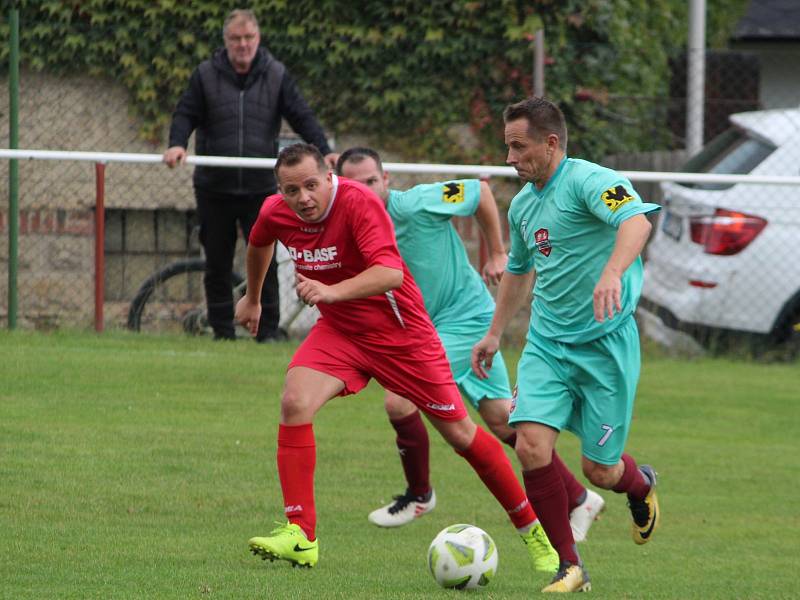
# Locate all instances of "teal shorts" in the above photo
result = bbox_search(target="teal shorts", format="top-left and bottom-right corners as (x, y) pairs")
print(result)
(508, 316), (641, 465)
(438, 322), (513, 409)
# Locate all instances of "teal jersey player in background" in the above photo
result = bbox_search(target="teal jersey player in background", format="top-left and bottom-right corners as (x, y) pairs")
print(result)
(337, 149), (603, 551)
(472, 97), (662, 593)
(389, 179), (495, 328)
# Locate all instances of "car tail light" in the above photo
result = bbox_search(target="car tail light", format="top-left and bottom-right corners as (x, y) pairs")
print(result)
(689, 209), (767, 255)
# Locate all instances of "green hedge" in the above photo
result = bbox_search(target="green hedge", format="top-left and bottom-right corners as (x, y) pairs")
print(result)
(2, 0), (748, 162)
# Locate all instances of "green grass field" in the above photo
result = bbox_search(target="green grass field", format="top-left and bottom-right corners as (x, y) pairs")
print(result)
(1, 330), (797, 599)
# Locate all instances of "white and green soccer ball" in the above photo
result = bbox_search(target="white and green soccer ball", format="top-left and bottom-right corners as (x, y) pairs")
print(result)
(427, 524), (498, 590)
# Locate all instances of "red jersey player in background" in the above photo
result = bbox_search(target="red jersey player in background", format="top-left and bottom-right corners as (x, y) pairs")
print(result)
(235, 143), (558, 576)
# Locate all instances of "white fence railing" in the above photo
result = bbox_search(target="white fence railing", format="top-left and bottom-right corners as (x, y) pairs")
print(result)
(3, 148), (800, 186)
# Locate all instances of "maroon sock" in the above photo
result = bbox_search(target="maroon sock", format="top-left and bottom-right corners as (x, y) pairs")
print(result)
(611, 453), (650, 501)
(390, 411), (430, 497)
(502, 432), (517, 449)
(523, 461), (580, 565)
(551, 451), (587, 512)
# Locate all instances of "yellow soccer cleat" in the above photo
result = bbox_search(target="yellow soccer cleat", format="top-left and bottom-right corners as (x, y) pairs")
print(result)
(628, 465), (660, 545)
(542, 562), (591, 593)
(248, 522), (319, 568)
(520, 522), (559, 573)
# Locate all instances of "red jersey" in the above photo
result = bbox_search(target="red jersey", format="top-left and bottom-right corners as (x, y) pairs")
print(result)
(249, 176), (439, 352)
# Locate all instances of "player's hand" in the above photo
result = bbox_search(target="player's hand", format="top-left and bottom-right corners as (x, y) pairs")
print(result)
(296, 273), (338, 306)
(323, 152), (340, 170)
(593, 269), (622, 322)
(163, 146), (187, 168)
(471, 334), (500, 380)
(235, 296), (262, 336)
(481, 252), (507, 286)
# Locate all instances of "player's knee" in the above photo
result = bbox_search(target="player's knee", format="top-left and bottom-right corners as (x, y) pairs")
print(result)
(438, 418), (476, 451)
(479, 403), (507, 428)
(384, 393), (416, 421)
(486, 420), (514, 443)
(515, 432), (553, 469)
(583, 461), (617, 489)
(478, 399), (512, 434)
(280, 387), (313, 424)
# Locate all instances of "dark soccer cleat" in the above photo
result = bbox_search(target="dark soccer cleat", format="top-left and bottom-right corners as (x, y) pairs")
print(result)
(628, 464), (660, 545)
(541, 562), (591, 593)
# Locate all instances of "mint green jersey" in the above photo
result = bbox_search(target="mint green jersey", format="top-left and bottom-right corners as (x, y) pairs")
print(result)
(387, 180), (495, 329)
(507, 158), (660, 344)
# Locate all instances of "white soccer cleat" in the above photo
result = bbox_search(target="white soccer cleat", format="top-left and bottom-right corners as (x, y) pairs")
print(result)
(569, 488), (605, 542)
(367, 489), (436, 527)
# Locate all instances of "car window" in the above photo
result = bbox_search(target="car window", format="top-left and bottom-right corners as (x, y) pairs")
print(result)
(680, 128), (776, 190)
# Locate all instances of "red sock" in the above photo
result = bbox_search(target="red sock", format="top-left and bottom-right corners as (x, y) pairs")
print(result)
(390, 411), (431, 497)
(457, 426), (538, 529)
(277, 423), (317, 540)
(612, 453), (650, 501)
(523, 462), (580, 565)
(551, 451), (587, 512)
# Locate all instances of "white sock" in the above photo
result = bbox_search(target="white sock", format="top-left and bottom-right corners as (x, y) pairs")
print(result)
(517, 519), (540, 535)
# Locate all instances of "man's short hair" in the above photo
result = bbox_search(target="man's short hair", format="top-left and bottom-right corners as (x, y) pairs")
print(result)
(335, 147), (383, 175)
(223, 9), (259, 36)
(275, 143), (326, 176)
(503, 97), (568, 151)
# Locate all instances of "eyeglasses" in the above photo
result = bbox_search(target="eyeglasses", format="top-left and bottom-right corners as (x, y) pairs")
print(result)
(225, 34), (257, 43)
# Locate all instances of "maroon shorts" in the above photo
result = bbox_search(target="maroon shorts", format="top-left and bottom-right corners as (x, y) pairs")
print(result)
(289, 321), (467, 421)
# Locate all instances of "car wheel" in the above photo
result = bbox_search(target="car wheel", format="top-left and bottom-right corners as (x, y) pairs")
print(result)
(765, 303), (800, 360)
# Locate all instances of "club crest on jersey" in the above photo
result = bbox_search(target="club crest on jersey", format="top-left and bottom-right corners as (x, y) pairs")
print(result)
(534, 228), (552, 257)
(601, 185), (634, 212)
(442, 182), (465, 204)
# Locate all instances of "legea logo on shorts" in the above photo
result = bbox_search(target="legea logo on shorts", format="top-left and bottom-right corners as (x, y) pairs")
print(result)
(426, 402), (456, 412)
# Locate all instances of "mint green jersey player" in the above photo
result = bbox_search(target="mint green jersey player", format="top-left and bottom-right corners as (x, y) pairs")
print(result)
(506, 157), (660, 464)
(387, 180), (511, 406)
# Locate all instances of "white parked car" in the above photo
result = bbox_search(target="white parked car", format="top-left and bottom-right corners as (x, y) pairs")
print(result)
(639, 107), (800, 355)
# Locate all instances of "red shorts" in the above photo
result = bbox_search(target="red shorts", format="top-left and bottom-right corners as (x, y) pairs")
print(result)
(289, 321), (467, 421)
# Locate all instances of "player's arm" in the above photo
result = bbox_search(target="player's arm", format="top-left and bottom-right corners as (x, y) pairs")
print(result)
(295, 265), (402, 306)
(474, 180), (507, 285)
(235, 242), (275, 335)
(593, 214), (652, 322)
(471, 269), (536, 378)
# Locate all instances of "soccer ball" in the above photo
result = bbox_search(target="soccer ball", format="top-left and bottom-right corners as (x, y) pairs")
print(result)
(427, 524), (498, 589)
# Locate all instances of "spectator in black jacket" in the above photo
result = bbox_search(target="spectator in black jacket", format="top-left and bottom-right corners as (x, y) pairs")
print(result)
(164, 8), (337, 341)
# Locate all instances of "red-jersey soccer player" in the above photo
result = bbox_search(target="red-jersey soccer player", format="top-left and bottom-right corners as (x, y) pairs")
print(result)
(235, 143), (558, 576)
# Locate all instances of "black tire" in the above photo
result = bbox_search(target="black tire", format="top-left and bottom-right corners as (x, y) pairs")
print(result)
(764, 301), (800, 360)
(127, 258), (244, 335)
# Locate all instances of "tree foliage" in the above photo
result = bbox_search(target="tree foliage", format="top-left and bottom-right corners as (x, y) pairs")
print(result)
(1, 0), (749, 162)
